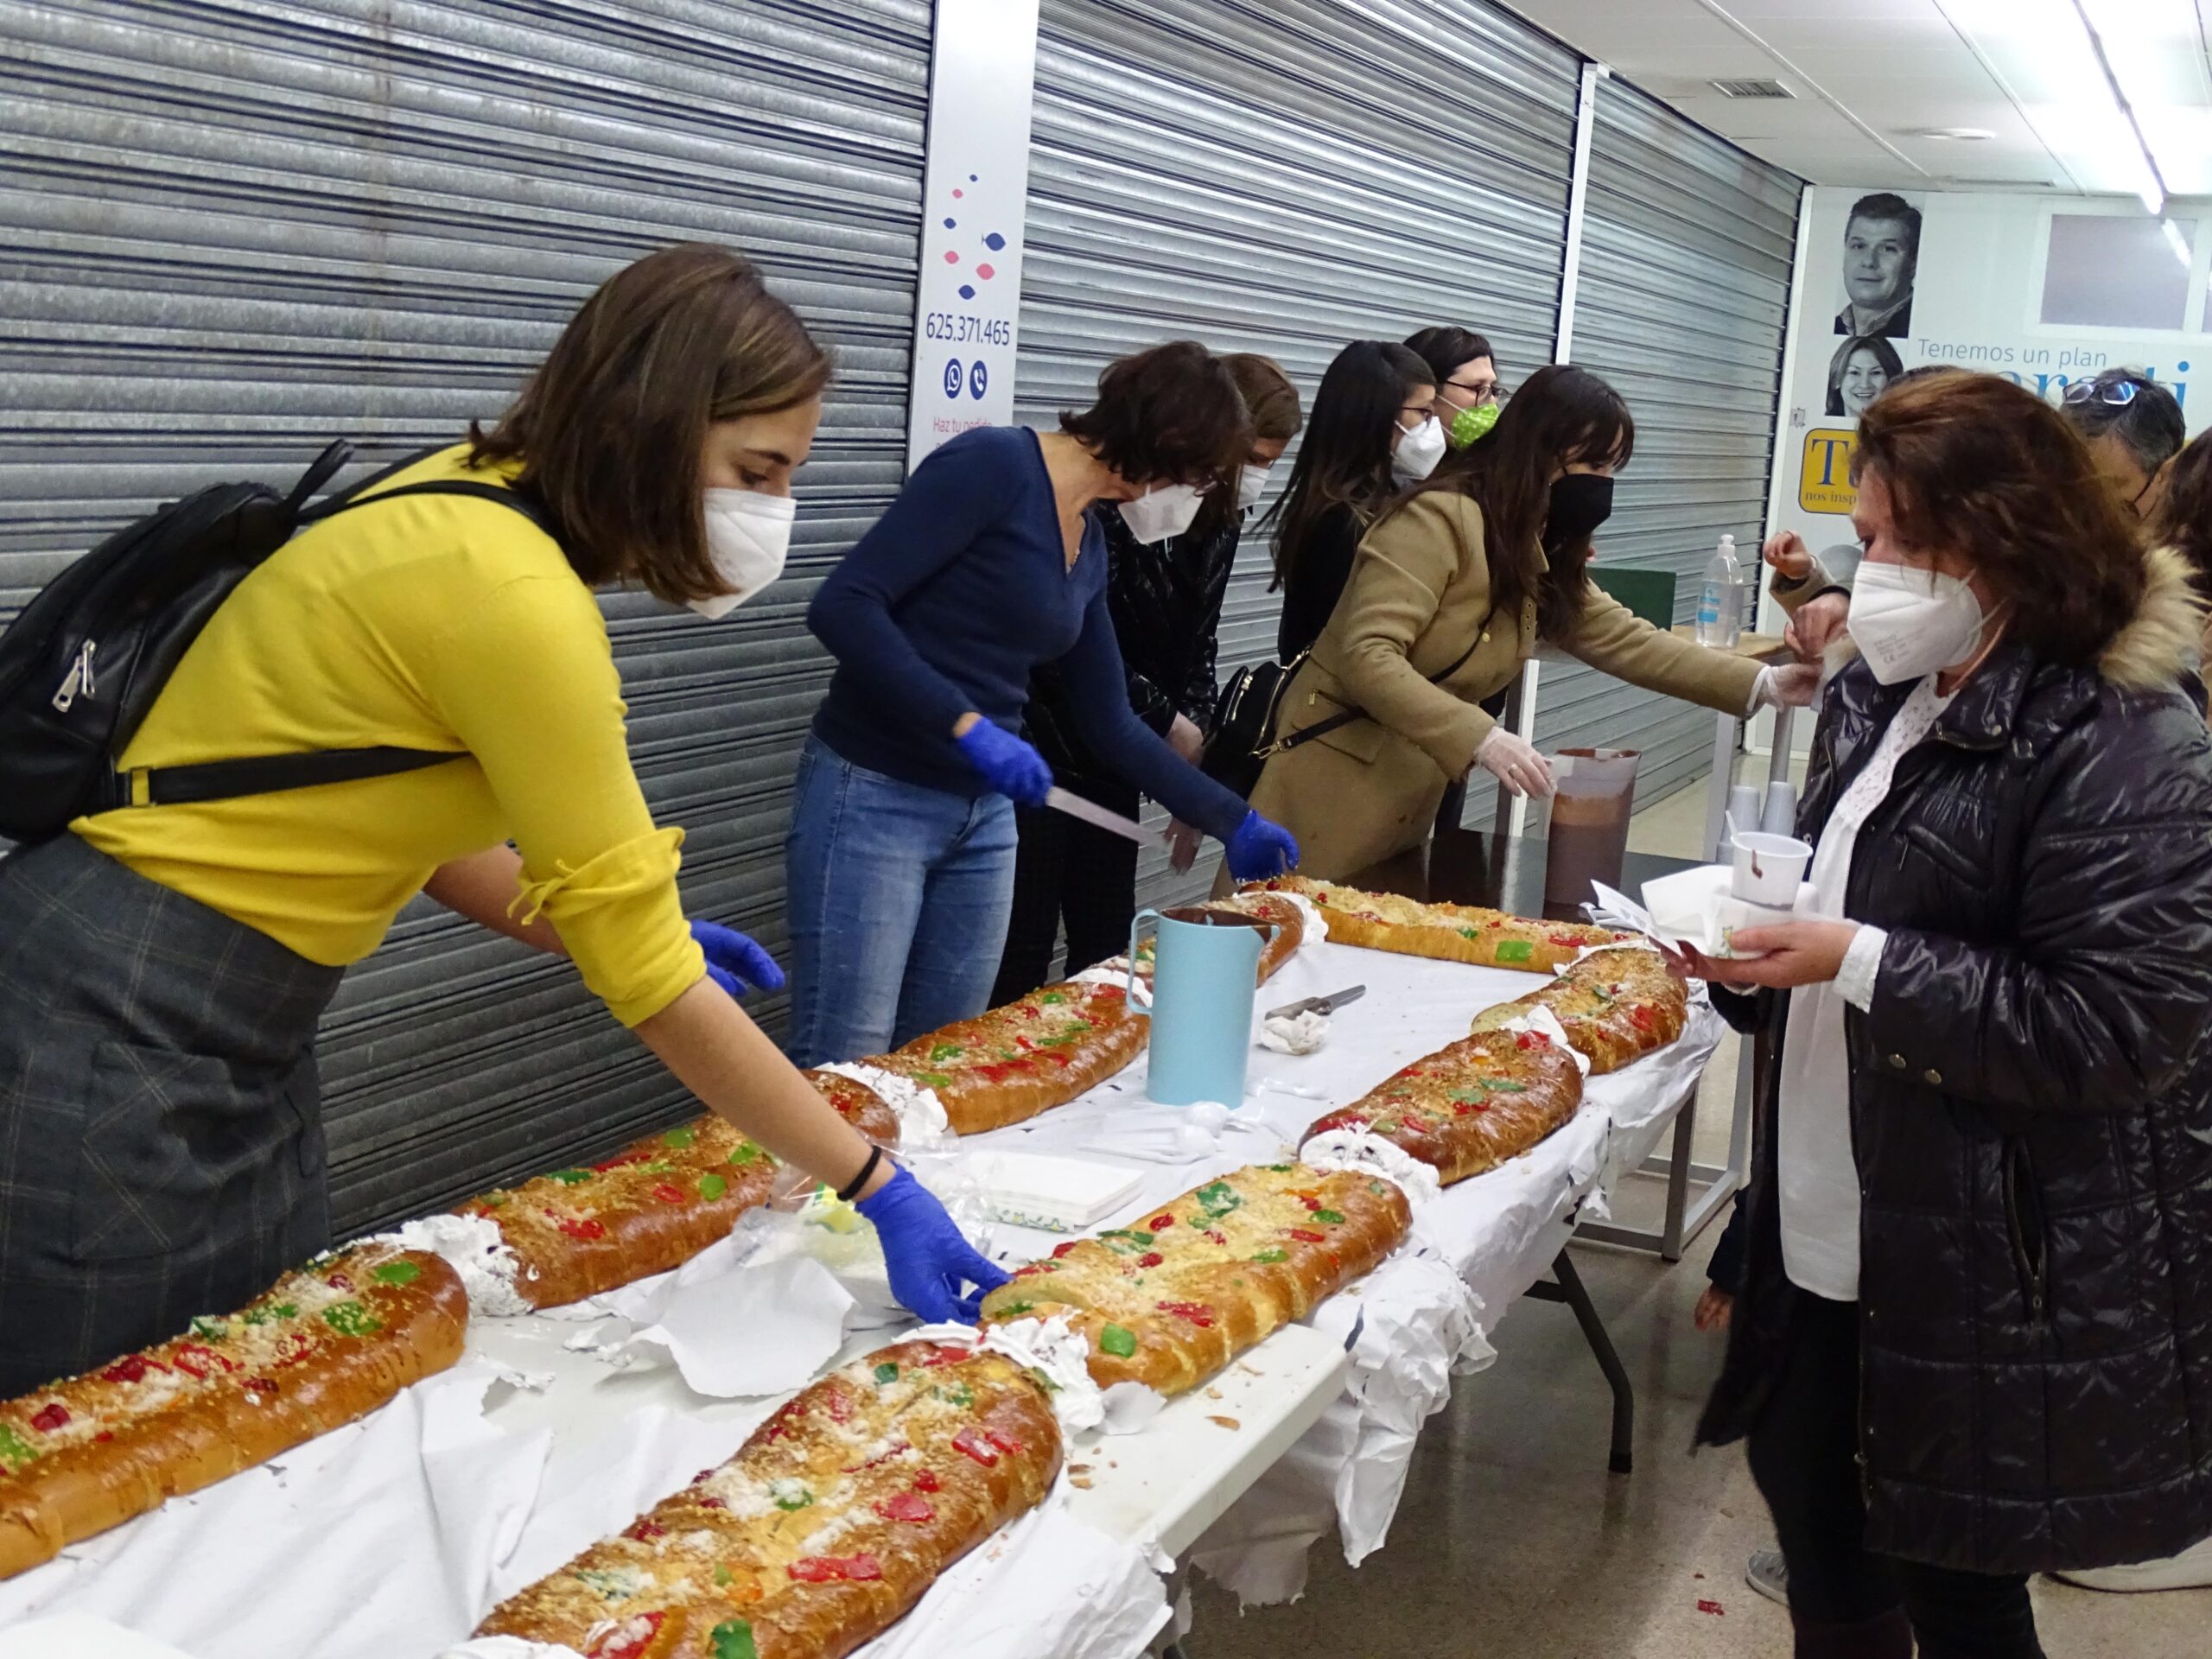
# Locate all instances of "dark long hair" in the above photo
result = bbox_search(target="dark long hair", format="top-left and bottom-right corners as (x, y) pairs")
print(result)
(1853, 372), (2145, 666)
(1268, 340), (1433, 592)
(2145, 429), (2212, 603)
(470, 243), (830, 604)
(1394, 363), (1634, 640)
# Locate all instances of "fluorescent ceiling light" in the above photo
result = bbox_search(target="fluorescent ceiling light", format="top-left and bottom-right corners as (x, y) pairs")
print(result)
(2162, 219), (2194, 270)
(2073, 0), (2179, 213)
(1936, 0), (2187, 207)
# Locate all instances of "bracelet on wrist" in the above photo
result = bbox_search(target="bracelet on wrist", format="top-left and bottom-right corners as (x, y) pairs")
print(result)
(836, 1144), (886, 1204)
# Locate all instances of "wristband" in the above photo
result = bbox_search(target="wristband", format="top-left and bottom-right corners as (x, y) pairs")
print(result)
(836, 1144), (886, 1204)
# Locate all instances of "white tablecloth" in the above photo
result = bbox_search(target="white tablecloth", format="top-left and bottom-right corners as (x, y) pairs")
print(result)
(0, 936), (1719, 1651)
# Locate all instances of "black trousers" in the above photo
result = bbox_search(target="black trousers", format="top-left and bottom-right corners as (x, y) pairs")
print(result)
(991, 798), (1142, 1004)
(1747, 1290), (2047, 1659)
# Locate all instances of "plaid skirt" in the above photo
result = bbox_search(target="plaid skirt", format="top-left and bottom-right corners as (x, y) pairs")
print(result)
(0, 834), (343, 1394)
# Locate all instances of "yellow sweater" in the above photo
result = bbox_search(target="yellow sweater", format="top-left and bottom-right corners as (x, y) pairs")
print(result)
(73, 445), (704, 1027)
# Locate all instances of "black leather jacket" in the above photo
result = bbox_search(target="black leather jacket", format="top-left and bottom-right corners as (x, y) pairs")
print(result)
(1697, 549), (2212, 1575)
(1024, 507), (1241, 808)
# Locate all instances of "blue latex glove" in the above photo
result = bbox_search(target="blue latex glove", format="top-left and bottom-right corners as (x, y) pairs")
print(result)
(953, 720), (1053, 806)
(691, 919), (786, 999)
(856, 1166), (1010, 1323)
(1224, 808), (1300, 881)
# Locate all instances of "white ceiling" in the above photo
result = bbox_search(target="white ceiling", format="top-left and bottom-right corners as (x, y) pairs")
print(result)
(1505, 0), (2212, 200)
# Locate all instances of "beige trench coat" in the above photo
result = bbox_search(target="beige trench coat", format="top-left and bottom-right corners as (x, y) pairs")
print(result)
(1240, 491), (1765, 881)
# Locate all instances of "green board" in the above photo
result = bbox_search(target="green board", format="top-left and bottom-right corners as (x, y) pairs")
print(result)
(1588, 565), (1678, 631)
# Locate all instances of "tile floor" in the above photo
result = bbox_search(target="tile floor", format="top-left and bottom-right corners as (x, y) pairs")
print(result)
(1180, 757), (2212, 1657)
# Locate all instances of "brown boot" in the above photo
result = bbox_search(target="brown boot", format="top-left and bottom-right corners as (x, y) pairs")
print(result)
(1791, 1605), (1913, 1658)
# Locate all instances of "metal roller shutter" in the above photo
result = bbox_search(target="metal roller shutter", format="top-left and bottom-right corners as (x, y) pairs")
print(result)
(1015, 0), (1581, 908)
(1530, 73), (1801, 809)
(0, 0), (929, 1233)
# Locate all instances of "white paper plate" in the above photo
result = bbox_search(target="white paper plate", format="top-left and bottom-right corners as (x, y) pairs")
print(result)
(1642, 863), (1821, 958)
(964, 1150), (1146, 1233)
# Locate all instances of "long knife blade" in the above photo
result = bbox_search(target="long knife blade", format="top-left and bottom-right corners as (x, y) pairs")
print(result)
(1266, 983), (1367, 1020)
(1043, 785), (1152, 845)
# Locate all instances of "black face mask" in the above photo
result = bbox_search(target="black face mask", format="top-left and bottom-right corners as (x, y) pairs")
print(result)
(1543, 472), (1614, 554)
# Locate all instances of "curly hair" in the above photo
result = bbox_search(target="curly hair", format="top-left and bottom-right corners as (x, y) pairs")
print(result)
(1059, 340), (1254, 493)
(1851, 371), (2145, 667)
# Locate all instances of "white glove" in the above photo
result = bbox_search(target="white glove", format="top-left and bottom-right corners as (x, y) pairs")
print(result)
(1749, 663), (1821, 713)
(1473, 726), (1554, 798)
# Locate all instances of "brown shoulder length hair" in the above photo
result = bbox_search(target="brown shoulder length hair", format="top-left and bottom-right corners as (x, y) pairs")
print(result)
(1060, 340), (1255, 493)
(1398, 362), (1634, 641)
(470, 244), (832, 604)
(1184, 353), (1303, 542)
(1851, 371), (2145, 666)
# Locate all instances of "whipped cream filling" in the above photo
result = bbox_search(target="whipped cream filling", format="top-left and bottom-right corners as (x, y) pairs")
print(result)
(1295, 1128), (1444, 1208)
(1500, 1004), (1592, 1077)
(816, 1061), (952, 1150)
(366, 1212), (531, 1318)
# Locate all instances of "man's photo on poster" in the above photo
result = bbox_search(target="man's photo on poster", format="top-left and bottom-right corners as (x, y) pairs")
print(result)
(1834, 191), (1920, 339)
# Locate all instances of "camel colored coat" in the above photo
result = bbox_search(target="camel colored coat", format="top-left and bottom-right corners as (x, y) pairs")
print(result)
(1243, 492), (1764, 880)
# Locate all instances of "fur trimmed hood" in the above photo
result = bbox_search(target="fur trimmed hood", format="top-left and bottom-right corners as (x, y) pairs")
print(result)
(2108, 542), (2209, 691)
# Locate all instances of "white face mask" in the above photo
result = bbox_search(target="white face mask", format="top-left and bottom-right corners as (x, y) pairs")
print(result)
(1118, 481), (1205, 544)
(1847, 560), (1993, 684)
(1236, 463), (1272, 512)
(1391, 415), (1446, 483)
(690, 488), (796, 619)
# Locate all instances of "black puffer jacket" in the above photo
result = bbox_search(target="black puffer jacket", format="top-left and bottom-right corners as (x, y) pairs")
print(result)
(1699, 546), (2212, 1575)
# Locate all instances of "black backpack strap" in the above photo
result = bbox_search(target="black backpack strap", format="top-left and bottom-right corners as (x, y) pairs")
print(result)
(283, 441), (355, 516)
(105, 747), (464, 810)
(1262, 632), (1487, 760)
(98, 472), (544, 813)
(301, 472), (551, 534)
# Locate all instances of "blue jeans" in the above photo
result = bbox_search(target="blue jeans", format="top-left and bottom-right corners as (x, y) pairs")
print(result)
(784, 735), (1019, 1067)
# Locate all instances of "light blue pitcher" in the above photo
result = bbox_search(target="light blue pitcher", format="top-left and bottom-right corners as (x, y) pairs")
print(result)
(1128, 906), (1277, 1107)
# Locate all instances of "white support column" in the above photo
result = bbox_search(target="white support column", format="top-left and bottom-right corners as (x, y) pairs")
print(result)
(1508, 60), (1605, 842)
(1551, 60), (1603, 368)
(1748, 181), (1819, 761)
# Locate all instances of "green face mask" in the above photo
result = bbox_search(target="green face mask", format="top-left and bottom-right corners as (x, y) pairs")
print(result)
(1446, 401), (1499, 450)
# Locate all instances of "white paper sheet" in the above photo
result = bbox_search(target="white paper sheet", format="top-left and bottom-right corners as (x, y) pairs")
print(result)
(0, 1614), (202, 1659)
(585, 1255), (855, 1398)
(849, 1495), (1169, 1659)
(0, 1360), (553, 1659)
(488, 1402), (771, 1601)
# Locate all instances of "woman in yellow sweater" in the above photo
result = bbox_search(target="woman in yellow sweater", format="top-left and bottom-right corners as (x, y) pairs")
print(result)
(0, 245), (1001, 1393)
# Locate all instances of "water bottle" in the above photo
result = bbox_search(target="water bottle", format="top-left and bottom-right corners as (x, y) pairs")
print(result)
(1695, 533), (1744, 649)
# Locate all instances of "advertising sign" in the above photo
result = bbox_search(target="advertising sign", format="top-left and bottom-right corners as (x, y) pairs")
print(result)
(903, 0), (1040, 474)
(1770, 188), (2209, 537)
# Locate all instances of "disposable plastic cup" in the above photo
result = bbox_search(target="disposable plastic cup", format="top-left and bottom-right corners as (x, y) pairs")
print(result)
(1731, 831), (1813, 906)
(1545, 747), (1640, 910)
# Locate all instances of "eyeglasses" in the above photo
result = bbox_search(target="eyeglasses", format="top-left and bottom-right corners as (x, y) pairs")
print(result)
(1440, 378), (1499, 410)
(2063, 377), (2144, 408)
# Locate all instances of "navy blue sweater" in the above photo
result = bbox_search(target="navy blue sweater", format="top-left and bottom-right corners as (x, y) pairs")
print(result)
(807, 426), (1248, 841)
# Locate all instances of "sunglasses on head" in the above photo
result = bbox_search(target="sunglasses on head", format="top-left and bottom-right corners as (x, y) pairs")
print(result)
(2063, 377), (2145, 409)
